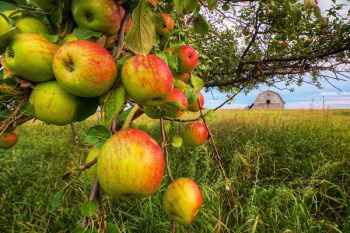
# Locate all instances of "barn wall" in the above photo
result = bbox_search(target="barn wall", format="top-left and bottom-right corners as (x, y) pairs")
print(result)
(252, 91), (285, 109)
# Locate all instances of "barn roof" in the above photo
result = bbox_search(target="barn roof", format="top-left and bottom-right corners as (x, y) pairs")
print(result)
(256, 90), (285, 104)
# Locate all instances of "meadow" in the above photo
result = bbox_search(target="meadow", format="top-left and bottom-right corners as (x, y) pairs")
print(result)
(0, 109), (349, 233)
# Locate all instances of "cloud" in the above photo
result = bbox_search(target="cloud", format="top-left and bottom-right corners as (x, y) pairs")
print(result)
(286, 96), (350, 109)
(320, 91), (350, 96)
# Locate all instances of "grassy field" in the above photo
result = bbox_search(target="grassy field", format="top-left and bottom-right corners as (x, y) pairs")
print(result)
(0, 109), (349, 233)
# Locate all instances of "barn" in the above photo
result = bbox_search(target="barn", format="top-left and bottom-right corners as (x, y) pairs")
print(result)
(249, 90), (285, 109)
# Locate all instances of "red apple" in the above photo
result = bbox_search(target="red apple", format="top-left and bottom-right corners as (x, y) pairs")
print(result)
(125, 17), (132, 33)
(188, 92), (204, 112)
(97, 129), (164, 198)
(157, 13), (175, 36)
(147, 0), (157, 7)
(121, 54), (173, 106)
(163, 88), (188, 118)
(173, 72), (190, 83)
(183, 123), (208, 146)
(53, 40), (117, 97)
(163, 178), (203, 224)
(0, 132), (18, 149)
(174, 45), (199, 73)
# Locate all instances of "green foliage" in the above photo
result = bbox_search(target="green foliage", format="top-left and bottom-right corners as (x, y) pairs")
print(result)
(80, 200), (99, 217)
(73, 27), (102, 40)
(125, 0), (156, 55)
(100, 85), (125, 129)
(170, 135), (183, 148)
(85, 125), (110, 149)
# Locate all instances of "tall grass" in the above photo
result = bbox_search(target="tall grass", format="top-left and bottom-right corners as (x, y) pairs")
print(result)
(0, 110), (349, 232)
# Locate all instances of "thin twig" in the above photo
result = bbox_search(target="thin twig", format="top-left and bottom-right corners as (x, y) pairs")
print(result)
(70, 123), (81, 144)
(160, 117), (174, 182)
(198, 100), (235, 209)
(61, 157), (98, 180)
(113, 12), (131, 59)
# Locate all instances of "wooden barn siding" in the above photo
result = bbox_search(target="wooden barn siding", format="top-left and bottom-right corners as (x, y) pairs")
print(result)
(252, 91), (284, 109)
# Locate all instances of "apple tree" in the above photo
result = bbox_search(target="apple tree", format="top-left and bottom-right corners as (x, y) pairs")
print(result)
(0, 0), (349, 232)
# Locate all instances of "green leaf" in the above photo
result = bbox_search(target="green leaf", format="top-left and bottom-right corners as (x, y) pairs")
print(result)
(80, 200), (99, 217)
(105, 223), (118, 233)
(73, 27), (101, 40)
(313, 6), (322, 19)
(174, 79), (187, 89)
(0, 70), (3, 80)
(0, 2), (16, 13)
(121, 104), (139, 129)
(85, 125), (110, 149)
(20, 102), (34, 116)
(125, 0), (156, 55)
(164, 121), (172, 133)
(166, 101), (187, 110)
(204, 110), (215, 120)
(207, 0), (219, 10)
(184, 86), (197, 104)
(193, 14), (209, 34)
(117, 56), (132, 70)
(40, 33), (59, 43)
(288, 3), (302, 22)
(51, 190), (63, 210)
(101, 85), (125, 129)
(173, 0), (198, 14)
(170, 135), (183, 148)
(50, 6), (63, 28)
(191, 75), (204, 91)
(153, 51), (168, 64)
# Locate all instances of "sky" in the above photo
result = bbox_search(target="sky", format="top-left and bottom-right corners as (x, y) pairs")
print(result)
(203, 0), (350, 110)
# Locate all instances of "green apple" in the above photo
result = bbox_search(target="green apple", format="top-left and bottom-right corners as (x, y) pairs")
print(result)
(13, 16), (50, 34)
(188, 92), (204, 112)
(183, 123), (208, 146)
(97, 128), (164, 198)
(163, 178), (203, 224)
(85, 145), (99, 184)
(53, 40), (117, 97)
(0, 132), (18, 149)
(61, 33), (78, 44)
(29, 81), (79, 126)
(5, 33), (57, 82)
(121, 54), (173, 106)
(72, 0), (125, 35)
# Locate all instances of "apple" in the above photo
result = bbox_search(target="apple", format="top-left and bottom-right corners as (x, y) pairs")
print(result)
(29, 81), (79, 126)
(0, 132), (18, 149)
(124, 17), (132, 33)
(156, 13), (175, 36)
(72, 0), (125, 35)
(304, 0), (317, 9)
(53, 40), (117, 97)
(163, 88), (188, 118)
(173, 72), (190, 83)
(97, 128), (164, 198)
(183, 123), (208, 146)
(74, 97), (99, 122)
(188, 92), (204, 112)
(61, 33), (78, 44)
(147, 0), (157, 7)
(13, 16), (50, 34)
(163, 178), (203, 224)
(174, 45), (199, 73)
(121, 54), (173, 106)
(5, 33), (57, 82)
(85, 145), (100, 184)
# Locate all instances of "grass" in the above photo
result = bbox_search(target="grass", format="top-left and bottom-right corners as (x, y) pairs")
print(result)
(0, 109), (349, 232)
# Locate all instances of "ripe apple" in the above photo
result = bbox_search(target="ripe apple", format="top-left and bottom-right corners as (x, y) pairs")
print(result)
(183, 123), (208, 146)
(72, 0), (125, 35)
(85, 145), (100, 184)
(0, 132), (18, 149)
(163, 88), (188, 118)
(29, 81), (79, 126)
(121, 54), (173, 106)
(163, 178), (203, 224)
(188, 92), (204, 112)
(173, 72), (190, 83)
(156, 13), (175, 36)
(53, 40), (117, 97)
(97, 129), (164, 198)
(5, 33), (57, 82)
(174, 45), (199, 73)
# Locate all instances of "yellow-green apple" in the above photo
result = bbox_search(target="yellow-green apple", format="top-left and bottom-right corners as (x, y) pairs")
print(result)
(188, 92), (204, 112)
(61, 33), (78, 44)
(53, 40), (117, 97)
(5, 33), (57, 82)
(97, 128), (164, 198)
(74, 97), (99, 122)
(72, 0), (125, 35)
(163, 88), (188, 118)
(29, 81), (79, 126)
(0, 132), (18, 149)
(163, 178), (203, 224)
(30, 0), (71, 11)
(121, 54), (173, 106)
(156, 13), (175, 36)
(183, 123), (208, 146)
(85, 145), (100, 184)
(174, 72), (191, 83)
(304, 0), (317, 9)
(174, 45), (199, 73)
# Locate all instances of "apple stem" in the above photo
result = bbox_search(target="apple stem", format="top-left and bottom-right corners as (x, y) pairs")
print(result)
(160, 117), (175, 183)
(113, 12), (131, 60)
(197, 100), (235, 209)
